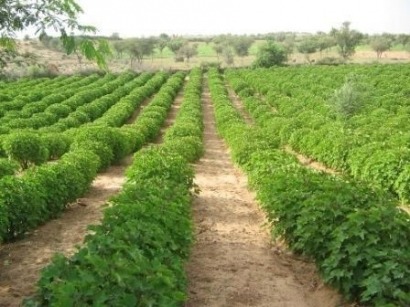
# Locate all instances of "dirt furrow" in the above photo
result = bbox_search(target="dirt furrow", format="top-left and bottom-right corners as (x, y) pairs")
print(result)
(186, 83), (343, 307)
(125, 96), (155, 125)
(226, 84), (254, 125)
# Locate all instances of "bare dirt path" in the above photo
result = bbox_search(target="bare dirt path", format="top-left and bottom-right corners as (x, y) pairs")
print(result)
(0, 87), (183, 306)
(154, 87), (184, 144)
(185, 82), (344, 307)
(226, 84), (254, 125)
(284, 145), (339, 175)
(126, 96), (154, 124)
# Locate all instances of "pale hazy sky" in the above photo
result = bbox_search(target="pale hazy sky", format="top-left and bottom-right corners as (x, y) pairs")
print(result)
(76, 0), (409, 37)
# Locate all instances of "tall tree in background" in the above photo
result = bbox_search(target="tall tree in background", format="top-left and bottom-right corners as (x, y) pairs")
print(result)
(297, 37), (318, 63)
(330, 22), (363, 60)
(177, 43), (198, 63)
(370, 35), (392, 59)
(157, 33), (170, 58)
(167, 38), (186, 55)
(253, 40), (287, 68)
(232, 36), (254, 62)
(126, 38), (156, 68)
(0, 0), (110, 69)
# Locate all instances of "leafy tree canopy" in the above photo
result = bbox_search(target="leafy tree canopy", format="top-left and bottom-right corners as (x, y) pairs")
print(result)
(330, 21), (363, 60)
(0, 0), (110, 69)
(253, 40), (287, 68)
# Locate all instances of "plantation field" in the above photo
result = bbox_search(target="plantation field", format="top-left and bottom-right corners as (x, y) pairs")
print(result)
(0, 64), (409, 306)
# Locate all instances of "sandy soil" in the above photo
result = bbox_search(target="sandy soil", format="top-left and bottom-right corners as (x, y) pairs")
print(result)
(185, 82), (344, 307)
(226, 85), (254, 125)
(126, 96), (155, 125)
(285, 145), (339, 175)
(154, 89), (183, 144)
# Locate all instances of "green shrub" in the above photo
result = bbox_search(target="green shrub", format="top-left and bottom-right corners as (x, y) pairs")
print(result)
(329, 74), (367, 119)
(41, 134), (71, 159)
(3, 132), (49, 169)
(0, 158), (19, 178)
(70, 140), (112, 171)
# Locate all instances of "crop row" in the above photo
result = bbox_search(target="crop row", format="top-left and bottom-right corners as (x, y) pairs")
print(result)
(0, 73), (157, 174)
(0, 75), (75, 104)
(0, 74), (102, 124)
(26, 69), (203, 306)
(0, 73), (134, 132)
(226, 66), (410, 203)
(209, 68), (410, 306)
(0, 72), (187, 242)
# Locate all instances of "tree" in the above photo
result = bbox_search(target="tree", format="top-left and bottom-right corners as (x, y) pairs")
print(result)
(297, 37), (318, 63)
(370, 35), (392, 59)
(282, 36), (296, 57)
(329, 74), (367, 119)
(177, 43), (198, 63)
(222, 46), (235, 66)
(167, 38), (186, 55)
(112, 40), (127, 59)
(157, 33), (170, 58)
(330, 22), (363, 60)
(397, 34), (410, 47)
(232, 36), (254, 59)
(316, 34), (336, 55)
(0, 0), (110, 69)
(126, 38), (156, 68)
(253, 41), (287, 68)
(213, 42), (224, 60)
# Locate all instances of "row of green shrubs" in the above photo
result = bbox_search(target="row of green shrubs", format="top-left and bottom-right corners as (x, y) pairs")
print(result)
(226, 68), (410, 204)
(0, 74), (101, 124)
(0, 73), (158, 170)
(38, 73), (154, 133)
(0, 72), (186, 243)
(25, 69), (203, 306)
(2, 73), (135, 131)
(0, 75), (74, 108)
(210, 68), (410, 306)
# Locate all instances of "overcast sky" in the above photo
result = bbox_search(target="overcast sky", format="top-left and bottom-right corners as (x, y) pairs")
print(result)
(76, 0), (409, 37)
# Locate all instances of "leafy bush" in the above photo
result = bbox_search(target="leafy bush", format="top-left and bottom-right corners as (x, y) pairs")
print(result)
(41, 133), (71, 159)
(71, 140), (112, 171)
(0, 158), (19, 178)
(3, 132), (49, 169)
(329, 74), (367, 119)
(253, 41), (287, 68)
(74, 127), (129, 163)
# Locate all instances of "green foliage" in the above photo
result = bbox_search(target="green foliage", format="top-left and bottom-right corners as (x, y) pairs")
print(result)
(0, 176), (46, 241)
(231, 36), (254, 57)
(0, 0), (109, 69)
(0, 158), (18, 178)
(74, 127), (129, 163)
(70, 140), (112, 171)
(177, 43), (198, 62)
(370, 35), (392, 58)
(253, 41), (287, 68)
(211, 67), (410, 305)
(41, 134), (71, 160)
(3, 132), (49, 169)
(27, 70), (205, 307)
(125, 38), (157, 67)
(330, 21), (363, 60)
(297, 37), (318, 63)
(329, 74), (367, 119)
